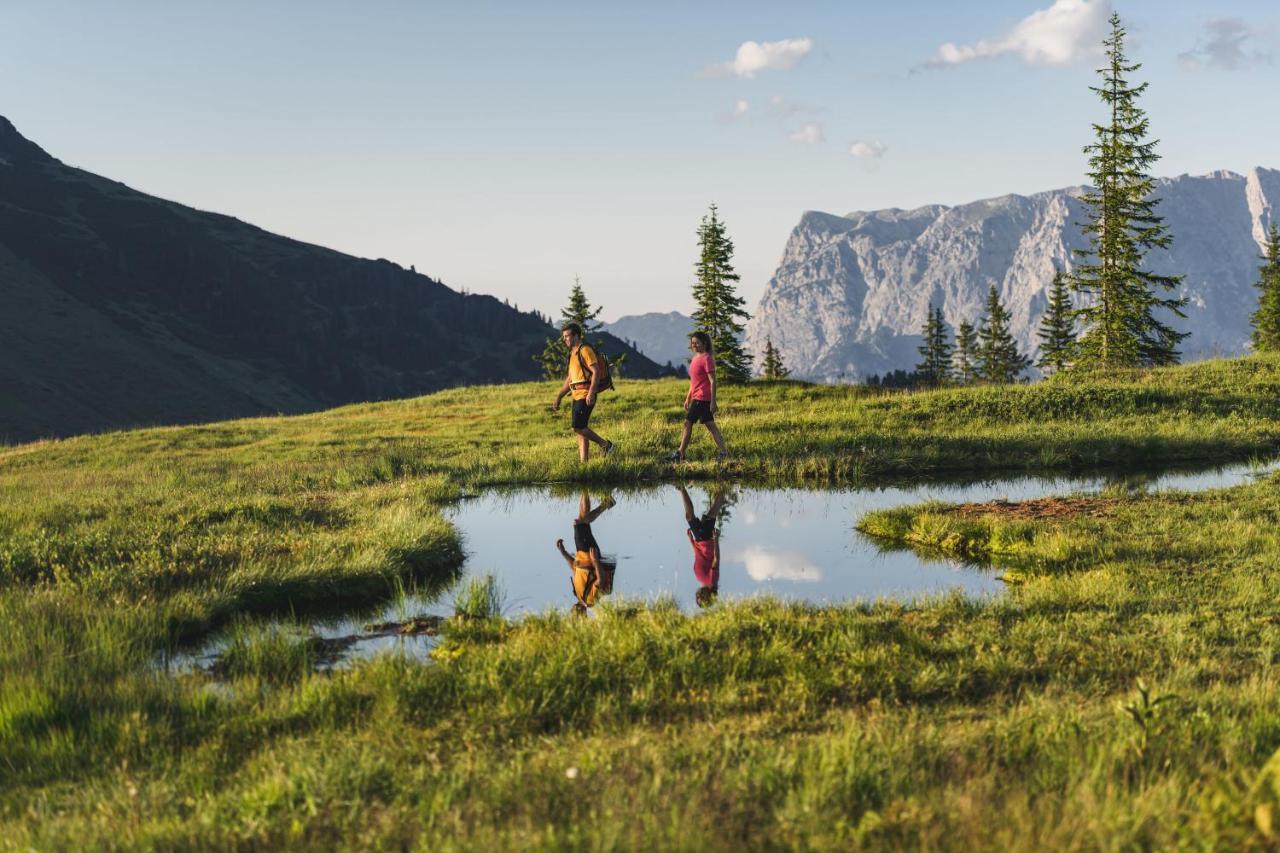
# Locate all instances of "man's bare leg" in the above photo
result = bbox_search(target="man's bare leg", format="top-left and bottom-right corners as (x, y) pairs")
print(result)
(575, 427), (609, 462)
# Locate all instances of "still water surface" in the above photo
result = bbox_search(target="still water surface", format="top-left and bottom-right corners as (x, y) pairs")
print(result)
(170, 459), (1278, 671)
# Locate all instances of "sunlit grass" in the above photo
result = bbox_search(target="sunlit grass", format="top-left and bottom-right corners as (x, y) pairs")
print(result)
(5, 355), (1280, 846)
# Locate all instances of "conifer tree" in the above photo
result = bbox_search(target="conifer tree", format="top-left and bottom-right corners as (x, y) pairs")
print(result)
(536, 276), (605, 380)
(761, 337), (790, 380)
(1251, 223), (1280, 352)
(1036, 268), (1076, 374)
(692, 204), (752, 382)
(953, 320), (978, 384)
(914, 304), (952, 386)
(1072, 13), (1187, 369)
(976, 285), (1030, 383)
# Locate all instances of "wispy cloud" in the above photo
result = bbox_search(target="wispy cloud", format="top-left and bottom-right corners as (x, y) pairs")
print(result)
(1178, 18), (1273, 71)
(733, 546), (823, 583)
(789, 122), (825, 144)
(849, 140), (887, 159)
(702, 38), (814, 79)
(925, 0), (1110, 68)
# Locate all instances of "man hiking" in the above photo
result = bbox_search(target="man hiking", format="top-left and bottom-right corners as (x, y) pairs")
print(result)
(552, 322), (615, 462)
(555, 491), (617, 615)
(669, 331), (727, 462)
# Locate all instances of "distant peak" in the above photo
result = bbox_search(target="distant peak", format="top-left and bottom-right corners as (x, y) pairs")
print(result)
(0, 116), (55, 165)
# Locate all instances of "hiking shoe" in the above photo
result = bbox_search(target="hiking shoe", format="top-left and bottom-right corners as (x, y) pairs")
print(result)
(603, 440), (616, 457)
(716, 450), (730, 461)
(667, 450), (684, 463)
(599, 495), (617, 510)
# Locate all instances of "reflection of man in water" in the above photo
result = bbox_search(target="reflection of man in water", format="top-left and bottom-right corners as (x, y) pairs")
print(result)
(679, 486), (726, 608)
(555, 492), (617, 614)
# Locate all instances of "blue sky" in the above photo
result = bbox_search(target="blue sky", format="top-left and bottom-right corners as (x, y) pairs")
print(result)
(2, 1), (1277, 319)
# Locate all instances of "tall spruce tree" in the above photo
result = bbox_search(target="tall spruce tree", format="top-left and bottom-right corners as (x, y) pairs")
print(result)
(761, 337), (790, 380)
(692, 204), (752, 382)
(535, 276), (605, 380)
(1072, 13), (1187, 369)
(977, 285), (1030, 383)
(1036, 268), (1076, 374)
(953, 320), (978, 384)
(1251, 223), (1280, 352)
(914, 304), (953, 386)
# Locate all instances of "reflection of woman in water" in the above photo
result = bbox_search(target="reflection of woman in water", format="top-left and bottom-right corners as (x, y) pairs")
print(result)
(679, 486), (726, 608)
(555, 492), (617, 614)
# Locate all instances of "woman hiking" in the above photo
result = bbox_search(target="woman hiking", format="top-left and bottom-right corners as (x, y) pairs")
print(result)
(669, 331), (727, 462)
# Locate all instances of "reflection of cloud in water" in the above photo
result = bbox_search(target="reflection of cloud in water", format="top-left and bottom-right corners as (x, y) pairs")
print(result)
(741, 509), (759, 526)
(733, 546), (823, 582)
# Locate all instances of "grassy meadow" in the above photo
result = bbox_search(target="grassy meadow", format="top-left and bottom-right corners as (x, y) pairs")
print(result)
(5, 356), (1280, 848)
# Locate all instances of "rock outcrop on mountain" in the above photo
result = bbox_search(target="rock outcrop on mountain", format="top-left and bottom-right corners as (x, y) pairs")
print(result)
(744, 168), (1280, 381)
(0, 116), (664, 443)
(601, 311), (695, 368)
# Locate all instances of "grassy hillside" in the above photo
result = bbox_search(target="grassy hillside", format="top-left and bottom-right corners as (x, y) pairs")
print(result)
(0, 115), (665, 443)
(4, 357), (1280, 848)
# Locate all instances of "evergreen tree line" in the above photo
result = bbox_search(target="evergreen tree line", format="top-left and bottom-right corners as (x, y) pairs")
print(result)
(536, 16), (1280, 388)
(913, 285), (1032, 386)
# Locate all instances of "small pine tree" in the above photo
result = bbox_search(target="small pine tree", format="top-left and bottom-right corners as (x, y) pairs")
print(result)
(953, 320), (978, 384)
(1071, 13), (1187, 369)
(1251, 223), (1280, 352)
(761, 337), (790, 380)
(692, 204), (752, 382)
(976, 285), (1030, 383)
(1037, 268), (1076, 374)
(536, 276), (606, 380)
(914, 304), (953, 386)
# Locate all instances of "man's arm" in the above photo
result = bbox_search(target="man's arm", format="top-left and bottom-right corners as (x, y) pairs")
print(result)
(552, 375), (572, 411)
(555, 538), (575, 569)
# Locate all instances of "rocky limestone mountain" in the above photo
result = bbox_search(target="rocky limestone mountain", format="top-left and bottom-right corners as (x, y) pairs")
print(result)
(601, 311), (695, 368)
(744, 168), (1280, 381)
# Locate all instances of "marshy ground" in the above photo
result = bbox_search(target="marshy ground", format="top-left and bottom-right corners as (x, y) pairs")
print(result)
(5, 356), (1280, 848)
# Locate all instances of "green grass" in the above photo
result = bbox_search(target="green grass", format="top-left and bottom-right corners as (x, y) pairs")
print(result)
(6, 356), (1280, 848)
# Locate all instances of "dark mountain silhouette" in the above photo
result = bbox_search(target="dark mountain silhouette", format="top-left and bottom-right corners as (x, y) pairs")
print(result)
(0, 116), (666, 443)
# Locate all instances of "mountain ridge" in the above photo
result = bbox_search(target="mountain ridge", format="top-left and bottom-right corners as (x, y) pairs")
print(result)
(0, 117), (665, 443)
(745, 167), (1279, 381)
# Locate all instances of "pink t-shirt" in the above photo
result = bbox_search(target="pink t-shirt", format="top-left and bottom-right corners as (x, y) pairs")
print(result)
(689, 352), (715, 402)
(693, 539), (718, 587)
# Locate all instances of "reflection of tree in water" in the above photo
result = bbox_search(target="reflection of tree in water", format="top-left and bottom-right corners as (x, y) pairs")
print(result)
(1101, 472), (1158, 498)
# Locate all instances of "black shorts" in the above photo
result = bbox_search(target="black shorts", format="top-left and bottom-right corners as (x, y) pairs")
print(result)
(571, 398), (594, 430)
(688, 515), (716, 542)
(573, 522), (598, 553)
(685, 399), (714, 424)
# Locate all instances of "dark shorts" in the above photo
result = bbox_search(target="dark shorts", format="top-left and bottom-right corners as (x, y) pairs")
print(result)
(685, 399), (714, 424)
(573, 522), (598, 553)
(571, 398), (594, 431)
(688, 515), (716, 542)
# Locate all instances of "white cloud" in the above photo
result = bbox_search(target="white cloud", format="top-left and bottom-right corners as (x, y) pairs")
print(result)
(703, 38), (814, 78)
(789, 122), (824, 144)
(733, 98), (750, 117)
(733, 546), (823, 583)
(849, 140), (887, 159)
(1178, 18), (1272, 71)
(927, 0), (1110, 68)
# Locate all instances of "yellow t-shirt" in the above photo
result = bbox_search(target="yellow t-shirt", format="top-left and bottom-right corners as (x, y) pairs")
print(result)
(568, 344), (600, 401)
(572, 558), (600, 607)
